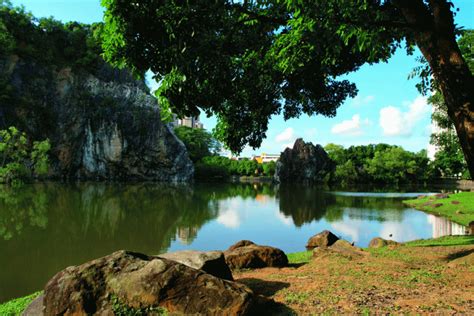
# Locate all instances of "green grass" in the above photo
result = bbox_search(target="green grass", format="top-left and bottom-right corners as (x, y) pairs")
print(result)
(287, 250), (312, 264)
(0, 292), (42, 316)
(403, 192), (474, 226)
(405, 235), (474, 247)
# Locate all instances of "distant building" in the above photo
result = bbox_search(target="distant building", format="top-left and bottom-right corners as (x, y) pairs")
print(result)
(172, 115), (203, 129)
(253, 153), (280, 164)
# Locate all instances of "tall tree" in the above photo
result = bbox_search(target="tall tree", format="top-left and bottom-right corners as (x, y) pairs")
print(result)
(100, 0), (474, 177)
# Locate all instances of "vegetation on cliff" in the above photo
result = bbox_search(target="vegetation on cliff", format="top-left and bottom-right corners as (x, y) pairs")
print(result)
(0, 126), (50, 183)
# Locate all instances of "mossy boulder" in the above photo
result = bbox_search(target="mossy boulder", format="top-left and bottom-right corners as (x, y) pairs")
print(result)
(41, 251), (255, 315)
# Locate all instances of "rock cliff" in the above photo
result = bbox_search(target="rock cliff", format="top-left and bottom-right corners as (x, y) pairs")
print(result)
(274, 138), (335, 183)
(0, 57), (193, 181)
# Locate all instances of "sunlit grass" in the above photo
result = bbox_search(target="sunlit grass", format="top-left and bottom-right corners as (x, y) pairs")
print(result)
(403, 192), (474, 226)
(0, 292), (41, 316)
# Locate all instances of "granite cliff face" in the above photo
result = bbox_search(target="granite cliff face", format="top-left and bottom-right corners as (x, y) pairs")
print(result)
(274, 138), (335, 183)
(0, 57), (193, 181)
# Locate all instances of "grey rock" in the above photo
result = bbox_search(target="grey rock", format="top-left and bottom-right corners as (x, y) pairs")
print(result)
(22, 294), (44, 316)
(274, 138), (335, 183)
(159, 250), (233, 280)
(313, 240), (368, 259)
(368, 237), (400, 249)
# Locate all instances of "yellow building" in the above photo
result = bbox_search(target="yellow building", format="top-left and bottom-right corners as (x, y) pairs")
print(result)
(254, 153), (280, 164)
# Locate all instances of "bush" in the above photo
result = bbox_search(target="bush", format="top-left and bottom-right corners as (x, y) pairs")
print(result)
(0, 126), (50, 183)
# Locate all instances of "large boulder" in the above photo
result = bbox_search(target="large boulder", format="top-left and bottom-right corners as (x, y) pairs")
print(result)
(224, 240), (288, 269)
(41, 251), (254, 315)
(368, 237), (400, 249)
(159, 250), (233, 280)
(274, 138), (335, 183)
(306, 230), (340, 250)
(1, 56), (193, 181)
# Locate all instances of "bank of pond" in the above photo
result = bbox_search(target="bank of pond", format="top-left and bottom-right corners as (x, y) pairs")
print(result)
(0, 182), (473, 305)
(1, 234), (473, 315)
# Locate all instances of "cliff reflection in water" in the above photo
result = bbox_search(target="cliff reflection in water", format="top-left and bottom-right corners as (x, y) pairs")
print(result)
(0, 182), (469, 303)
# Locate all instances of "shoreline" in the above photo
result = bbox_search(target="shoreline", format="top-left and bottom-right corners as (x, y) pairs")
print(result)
(2, 235), (473, 314)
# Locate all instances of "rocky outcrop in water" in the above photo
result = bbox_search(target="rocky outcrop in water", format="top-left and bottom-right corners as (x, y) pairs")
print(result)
(0, 57), (193, 181)
(274, 138), (335, 183)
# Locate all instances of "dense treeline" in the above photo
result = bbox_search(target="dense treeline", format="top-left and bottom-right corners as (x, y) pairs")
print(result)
(195, 156), (276, 180)
(0, 1), (103, 72)
(325, 144), (433, 185)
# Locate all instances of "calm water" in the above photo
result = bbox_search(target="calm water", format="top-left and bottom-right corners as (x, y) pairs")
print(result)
(0, 182), (468, 302)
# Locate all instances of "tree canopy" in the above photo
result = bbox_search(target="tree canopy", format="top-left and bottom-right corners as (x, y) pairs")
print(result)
(101, 1), (472, 176)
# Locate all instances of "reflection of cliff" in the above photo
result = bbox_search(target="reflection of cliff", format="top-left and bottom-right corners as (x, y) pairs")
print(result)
(427, 215), (467, 238)
(277, 185), (341, 226)
(0, 182), (218, 302)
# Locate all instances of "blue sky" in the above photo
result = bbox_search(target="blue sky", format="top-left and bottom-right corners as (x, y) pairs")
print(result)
(11, 0), (474, 156)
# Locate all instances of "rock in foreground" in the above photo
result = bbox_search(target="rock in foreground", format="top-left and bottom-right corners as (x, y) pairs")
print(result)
(225, 240), (288, 269)
(159, 250), (233, 280)
(43, 251), (254, 315)
(274, 138), (335, 183)
(306, 230), (339, 250)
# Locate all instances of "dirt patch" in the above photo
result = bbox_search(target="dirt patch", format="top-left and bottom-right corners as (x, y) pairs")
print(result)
(234, 245), (474, 314)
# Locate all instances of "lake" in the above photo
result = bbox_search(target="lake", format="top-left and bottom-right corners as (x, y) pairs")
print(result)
(0, 182), (469, 302)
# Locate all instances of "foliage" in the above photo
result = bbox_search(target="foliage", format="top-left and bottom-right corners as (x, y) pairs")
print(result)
(410, 30), (473, 178)
(99, 0), (471, 156)
(325, 143), (430, 185)
(0, 127), (50, 183)
(0, 2), (104, 71)
(403, 192), (474, 226)
(0, 291), (42, 315)
(195, 156), (274, 180)
(174, 126), (220, 162)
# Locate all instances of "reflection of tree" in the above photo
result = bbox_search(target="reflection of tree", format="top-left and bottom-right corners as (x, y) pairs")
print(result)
(0, 184), (49, 240)
(331, 194), (405, 222)
(277, 185), (342, 226)
(277, 186), (408, 226)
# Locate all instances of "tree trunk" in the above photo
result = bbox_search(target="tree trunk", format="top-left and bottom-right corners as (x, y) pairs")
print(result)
(396, 0), (474, 178)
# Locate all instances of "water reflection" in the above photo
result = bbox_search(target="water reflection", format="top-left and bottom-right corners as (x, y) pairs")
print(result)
(0, 182), (469, 302)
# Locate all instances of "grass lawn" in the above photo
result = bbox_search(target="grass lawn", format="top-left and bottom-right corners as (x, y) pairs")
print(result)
(403, 192), (474, 226)
(0, 292), (41, 316)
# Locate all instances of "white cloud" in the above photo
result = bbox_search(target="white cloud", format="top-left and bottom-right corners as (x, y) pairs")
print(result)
(331, 114), (370, 136)
(305, 128), (317, 138)
(275, 127), (295, 143)
(379, 96), (430, 136)
(352, 95), (375, 107)
(216, 208), (240, 228)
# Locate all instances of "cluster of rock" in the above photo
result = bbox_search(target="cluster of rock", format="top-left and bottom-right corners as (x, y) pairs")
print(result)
(274, 138), (335, 183)
(25, 240), (288, 315)
(25, 233), (402, 315)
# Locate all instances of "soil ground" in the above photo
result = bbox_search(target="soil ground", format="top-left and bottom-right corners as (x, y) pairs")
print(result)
(235, 243), (474, 314)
